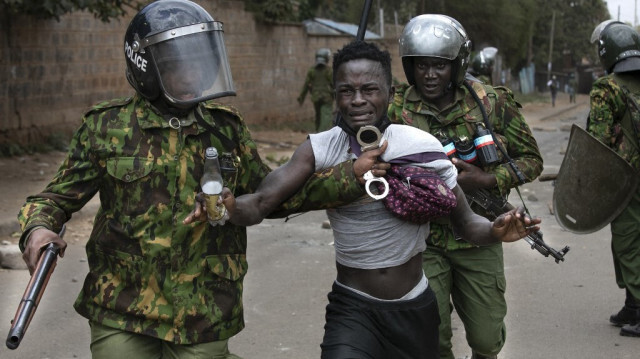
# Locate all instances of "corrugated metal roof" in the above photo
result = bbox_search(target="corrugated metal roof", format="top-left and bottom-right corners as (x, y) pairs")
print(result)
(302, 18), (381, 39)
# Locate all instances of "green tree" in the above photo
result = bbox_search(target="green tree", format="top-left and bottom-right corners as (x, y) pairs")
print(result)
(533, 0), (610, 71)
(249, 0), (611, 74)
(390, 0), (610, 74)
(0, 0), (143, 22)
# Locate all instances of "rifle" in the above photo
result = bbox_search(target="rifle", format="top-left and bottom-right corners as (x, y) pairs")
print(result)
(465, 189), (570, 263)
(6, 225), (65, 350)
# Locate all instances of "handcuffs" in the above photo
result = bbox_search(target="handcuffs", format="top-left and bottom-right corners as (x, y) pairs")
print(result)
(357, 125), (389, 200)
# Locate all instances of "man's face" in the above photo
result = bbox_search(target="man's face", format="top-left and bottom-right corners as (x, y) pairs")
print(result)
(158, 60), (204, 107)
(413, 57), (453, 108)
(335, 59), (392, 131)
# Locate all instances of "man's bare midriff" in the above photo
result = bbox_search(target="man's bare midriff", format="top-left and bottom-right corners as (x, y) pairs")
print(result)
(336, 253), (423, 300)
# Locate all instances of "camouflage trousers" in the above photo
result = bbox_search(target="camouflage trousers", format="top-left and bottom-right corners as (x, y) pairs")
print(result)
(313, 100), (334, 133)
(89, 321), (243, 359)
(422, 243), (507, 359)
(611, 194), (640, 304)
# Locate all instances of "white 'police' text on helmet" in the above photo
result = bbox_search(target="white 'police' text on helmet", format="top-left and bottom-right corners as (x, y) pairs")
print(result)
(399, 14), (472, 86)
(124, 0), (235, 108)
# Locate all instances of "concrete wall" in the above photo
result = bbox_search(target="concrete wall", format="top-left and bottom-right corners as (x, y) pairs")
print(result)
(0, 0), (404, 147)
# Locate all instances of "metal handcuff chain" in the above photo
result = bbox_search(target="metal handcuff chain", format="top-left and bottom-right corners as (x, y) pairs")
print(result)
(357, 125), (389, 200)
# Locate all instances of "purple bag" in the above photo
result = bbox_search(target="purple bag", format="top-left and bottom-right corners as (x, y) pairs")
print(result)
(377, 165), (457, 224)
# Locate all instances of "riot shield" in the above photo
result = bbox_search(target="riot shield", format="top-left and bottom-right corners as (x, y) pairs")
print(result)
(553, 124), (639, 234)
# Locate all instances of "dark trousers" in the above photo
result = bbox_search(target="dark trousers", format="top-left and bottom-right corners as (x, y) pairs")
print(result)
(321, 281), (440, 359)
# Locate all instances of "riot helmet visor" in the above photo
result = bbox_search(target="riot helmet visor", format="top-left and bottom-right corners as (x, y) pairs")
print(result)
(147, 22), (235, 108)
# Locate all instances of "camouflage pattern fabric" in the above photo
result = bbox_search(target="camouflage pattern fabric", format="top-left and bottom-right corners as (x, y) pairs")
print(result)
(388, 81), (543, 250)
(588, 72), (640, 306)
(18, 94), (364, 344)
(476, 74), (492, 86)
(298, 65), (334, 132)
(588, 73), (640, 170)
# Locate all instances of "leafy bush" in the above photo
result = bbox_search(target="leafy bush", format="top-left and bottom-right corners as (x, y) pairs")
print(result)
(1, 0), (144, 22)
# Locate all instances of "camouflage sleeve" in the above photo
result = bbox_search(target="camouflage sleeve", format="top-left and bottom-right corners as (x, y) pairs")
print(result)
(18, 120), (102, 251)
(268, 160), (364, 218)
(387, 83), (410, 124)
(216, 106), (364, 218)
(491, 87), (543, 195)
(587, 76), (626, 146)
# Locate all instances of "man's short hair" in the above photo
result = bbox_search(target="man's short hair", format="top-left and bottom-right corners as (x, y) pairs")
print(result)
(332, 41), (392, 87)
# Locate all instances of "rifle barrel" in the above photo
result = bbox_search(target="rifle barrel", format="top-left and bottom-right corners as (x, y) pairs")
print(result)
(356, 0), (373, 41)
(6, 242), (60, 350)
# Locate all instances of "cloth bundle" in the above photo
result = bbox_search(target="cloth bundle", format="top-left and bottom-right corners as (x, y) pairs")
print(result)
(378, 165), (457, 224)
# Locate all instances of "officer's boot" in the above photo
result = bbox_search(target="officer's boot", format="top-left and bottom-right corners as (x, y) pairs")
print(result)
(610, 290), (640, 327)
(620, 321), (640, 337)
(471, 351), (497, 359)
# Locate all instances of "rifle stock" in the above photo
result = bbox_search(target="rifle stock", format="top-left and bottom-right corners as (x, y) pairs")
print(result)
(465, 189), (569, 263)
(6, 226), (65, 350)
(538, 173), (558, 182)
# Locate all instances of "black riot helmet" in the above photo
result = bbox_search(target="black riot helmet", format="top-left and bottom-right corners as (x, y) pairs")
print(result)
(591, 20), (640, 74)
(470, 47), (498, 77)
(399, 14), (471, 87)
(124, 0), (235, 109)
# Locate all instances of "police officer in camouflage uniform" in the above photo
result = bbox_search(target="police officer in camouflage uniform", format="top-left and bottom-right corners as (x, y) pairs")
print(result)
(298, 48), (334, 132)
(388, 15), (543, 359)
(588, 20), (640, 338)
(17, 1), (367, 358)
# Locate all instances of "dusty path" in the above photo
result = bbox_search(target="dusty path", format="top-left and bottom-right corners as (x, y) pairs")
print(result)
(5, 93), (636, 359)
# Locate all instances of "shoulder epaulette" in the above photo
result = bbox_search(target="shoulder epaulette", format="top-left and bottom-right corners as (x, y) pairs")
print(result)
(203, 101), (243, 122)
(468, 81), (493, 98)
(83, 96), (133, 117)
(493, 85), (514, 96)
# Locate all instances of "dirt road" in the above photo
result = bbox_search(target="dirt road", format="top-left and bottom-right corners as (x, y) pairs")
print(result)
(1, 93), (637, 358)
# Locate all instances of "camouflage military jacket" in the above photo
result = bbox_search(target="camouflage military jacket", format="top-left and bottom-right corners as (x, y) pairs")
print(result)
(588, 73), (640, 170)
(388, 81), (543, 250)
(299, 65), (334, 104)
(18, 95), (364, 344)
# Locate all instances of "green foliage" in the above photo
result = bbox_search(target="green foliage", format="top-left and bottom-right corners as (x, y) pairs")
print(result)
(244, 0), (299, 22)
(0, 0), (144, 22)
(292, 0), (611, 74)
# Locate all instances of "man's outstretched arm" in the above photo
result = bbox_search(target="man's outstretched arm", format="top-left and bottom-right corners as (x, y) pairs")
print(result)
(184, 141), (389, 226)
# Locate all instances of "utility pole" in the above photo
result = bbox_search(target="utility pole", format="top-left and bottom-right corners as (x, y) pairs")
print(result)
(547, 10), (556, 81)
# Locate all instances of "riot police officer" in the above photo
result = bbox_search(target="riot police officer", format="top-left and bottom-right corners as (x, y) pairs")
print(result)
(298, 48), (334, 132)
(588, 20), (640, 338)
(469, 47), (498, 85)
(17, 1), (365, 357)
(388, 14), (543, 359)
